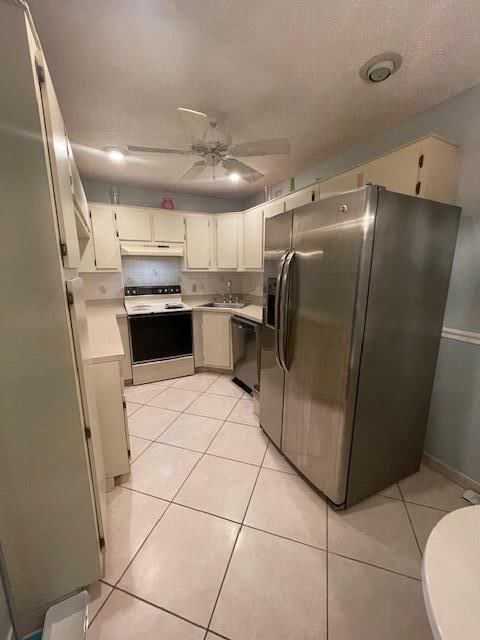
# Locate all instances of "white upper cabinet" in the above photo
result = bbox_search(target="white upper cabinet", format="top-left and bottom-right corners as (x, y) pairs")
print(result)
(116, 206), (151, 241)
(320, 170), (361, 198)
(283, 185), (317, 211)
(264, 198), (286, 219)
(152, 210), (185, 242)
(185, 214), (212, 269)
(359, 141), (422, 196)
(242, 206), (264, 270)
(89, 204), (121, 270)
(216, 214), (239, 270)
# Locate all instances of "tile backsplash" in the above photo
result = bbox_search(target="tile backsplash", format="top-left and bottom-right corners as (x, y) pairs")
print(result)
(82, 257), (263, 301)
(122, 256), (182, 286)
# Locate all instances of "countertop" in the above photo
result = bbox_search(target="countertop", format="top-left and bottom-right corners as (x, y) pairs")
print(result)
(86, 299), (126, 364)
(188, 300), (262, 324)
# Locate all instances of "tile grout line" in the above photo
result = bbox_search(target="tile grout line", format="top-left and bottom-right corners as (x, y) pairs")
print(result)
(87, 581), (116, 627)
(205, 439), (270, 637)
(397, 482), (424, 558)
(326, 499), (329, 640)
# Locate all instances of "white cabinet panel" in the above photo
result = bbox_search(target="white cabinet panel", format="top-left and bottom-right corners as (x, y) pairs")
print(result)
(185, 214), (211, 269)
(360, 141), (422, 196)
(90, 204), (121, 270)
(264, 198), (286, 219)
(216, 214), (238, 269)
(152, 210), (185, 242)
(320, 170), (361, 199)
(283, 186), (317, 211)
(202, 313), (232, 369)
(117, 316), (132, 382)
(116, 206), (151, 241)
(242, 207), (263, 269)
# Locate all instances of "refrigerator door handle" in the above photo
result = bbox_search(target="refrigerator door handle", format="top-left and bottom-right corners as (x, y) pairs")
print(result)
(279, 250), (296, 371)
(274, 251), (289, 369)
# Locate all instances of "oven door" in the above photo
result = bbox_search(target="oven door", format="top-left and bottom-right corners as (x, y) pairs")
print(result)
(128, 311), (193, 364)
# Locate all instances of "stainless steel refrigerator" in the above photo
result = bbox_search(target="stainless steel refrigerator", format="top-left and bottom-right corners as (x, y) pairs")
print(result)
(260, 186), (460, 508)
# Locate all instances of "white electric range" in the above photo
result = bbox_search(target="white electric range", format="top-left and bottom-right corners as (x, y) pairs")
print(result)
(124, 285), (194, 385)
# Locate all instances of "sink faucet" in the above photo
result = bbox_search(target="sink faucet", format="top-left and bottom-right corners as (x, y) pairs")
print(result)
(226, 280), (232, 302)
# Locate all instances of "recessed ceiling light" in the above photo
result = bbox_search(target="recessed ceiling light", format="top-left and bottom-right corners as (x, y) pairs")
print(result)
(105, 147), (127, 162)
(359, 53), (402, 84)
(229, 172), (241, 183)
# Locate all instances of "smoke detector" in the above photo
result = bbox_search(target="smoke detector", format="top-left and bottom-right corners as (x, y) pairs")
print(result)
(360, 53), (402, 84)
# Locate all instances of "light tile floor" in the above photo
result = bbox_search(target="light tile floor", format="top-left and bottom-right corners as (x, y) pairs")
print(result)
(89, 373), (469, 639)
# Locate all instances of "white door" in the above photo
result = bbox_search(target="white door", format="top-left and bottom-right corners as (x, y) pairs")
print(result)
(152, 210), (185, 242)
(216, 214), (238, 269)
(185, 215), (211, 269)
(90, 204), (121, 270)
(243, 207), (263, 269)
(39, 66), (80, 268)
(116, 206), (152, 241)
(66, 278), (106, 545)
(202, 313), (232, 369)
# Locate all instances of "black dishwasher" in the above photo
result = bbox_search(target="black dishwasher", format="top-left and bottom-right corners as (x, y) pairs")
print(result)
(231, 315), (260, 393)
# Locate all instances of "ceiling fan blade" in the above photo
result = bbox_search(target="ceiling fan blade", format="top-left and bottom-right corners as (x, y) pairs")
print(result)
(178, 161), (207, 181)
(177, 108), (210, 140)
(229, 137), (291, 157)
(128, 145), (191, 155)
(222, 158), (264, 184)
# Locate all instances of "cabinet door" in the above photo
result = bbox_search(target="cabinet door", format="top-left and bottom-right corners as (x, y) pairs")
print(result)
(216, 214), (238, 269)
(90, 204), (121, 270)
(202, 313), (232, 369)
(243, 207), (264, 269)
(320, 170), (361, 198)
(185, 215), (211, 269)
(39, 66), (80, 268)
(283, 186), (316, 211)
(152, 210), (185, 242)
(360, 141), (422, 196)
(116, 206), (151, 241)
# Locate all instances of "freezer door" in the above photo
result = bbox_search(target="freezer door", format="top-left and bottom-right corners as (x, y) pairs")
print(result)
(259, 211), (292, 448)
(281, 187), (377, 505)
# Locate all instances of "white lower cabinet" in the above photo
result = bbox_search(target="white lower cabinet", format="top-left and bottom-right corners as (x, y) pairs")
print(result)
(196, 312), (232, 370)
(92, 359), (130, 480)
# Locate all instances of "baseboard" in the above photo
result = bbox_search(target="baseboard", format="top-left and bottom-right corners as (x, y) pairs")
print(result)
(422, 452), (480, 492)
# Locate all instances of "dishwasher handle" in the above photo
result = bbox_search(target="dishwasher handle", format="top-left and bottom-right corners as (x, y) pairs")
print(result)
(232, 316), (260, 331)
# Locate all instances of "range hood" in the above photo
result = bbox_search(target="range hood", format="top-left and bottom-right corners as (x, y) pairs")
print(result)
(120, 241), (184, 257)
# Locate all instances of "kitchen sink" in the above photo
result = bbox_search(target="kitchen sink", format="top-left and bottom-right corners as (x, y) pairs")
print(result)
(200, 302), (247, 309)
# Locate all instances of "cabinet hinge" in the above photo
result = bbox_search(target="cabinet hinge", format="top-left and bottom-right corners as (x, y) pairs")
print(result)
(311, 191), (315, 202)
(116, 230), (119, 238)
(89, 209), (92, 218)
(415, 181), (421, 195)
(35, 61), (45, 84)
(66, 291), (74, 305)
(94, 258), (97, 267)
(418, 154), (424, 169)
(114, 212), (117, 220)
(99, 536), (105, 550)
(85, 426), (92, 439)
(60, 242), (68, 257)
(127, 448), (131, 459)
(122, 399), (126, 409)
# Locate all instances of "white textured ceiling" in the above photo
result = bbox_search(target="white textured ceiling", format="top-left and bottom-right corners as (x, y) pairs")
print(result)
(27, 0), (480, 198)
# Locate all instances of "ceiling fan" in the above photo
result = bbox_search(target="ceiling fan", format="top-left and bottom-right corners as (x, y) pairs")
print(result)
(127, 108), (291, 184)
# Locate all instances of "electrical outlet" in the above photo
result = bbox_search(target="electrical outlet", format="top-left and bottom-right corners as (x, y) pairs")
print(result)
(192, 283), (198, 293)
(99, 285), (107, 295)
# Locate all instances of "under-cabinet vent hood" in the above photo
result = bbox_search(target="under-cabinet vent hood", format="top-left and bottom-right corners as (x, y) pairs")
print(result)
(120, 242), (184, 257)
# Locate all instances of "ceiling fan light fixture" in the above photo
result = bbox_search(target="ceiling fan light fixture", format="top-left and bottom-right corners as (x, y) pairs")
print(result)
(105, 146), (127, 162)
(229, 172), (241, 183)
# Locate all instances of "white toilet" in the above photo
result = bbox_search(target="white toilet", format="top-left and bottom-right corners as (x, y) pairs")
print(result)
(422, 505), (480, 639)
